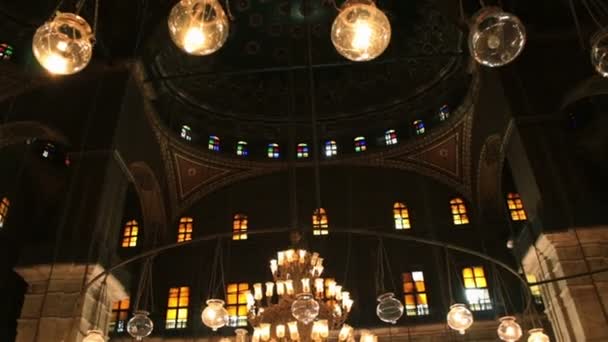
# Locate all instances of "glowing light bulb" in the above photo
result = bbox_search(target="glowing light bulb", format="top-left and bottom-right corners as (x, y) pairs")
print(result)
(44, 54), (69, 75)
(352, 21), (373, 51)
(183, 27), (206, 53)
(487, 34), (501, 49)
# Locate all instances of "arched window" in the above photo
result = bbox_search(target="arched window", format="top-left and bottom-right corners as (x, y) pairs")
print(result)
(450, 198), (470, 225)
(462, 266), (492, 311)
(267, 143), (280, 159)
(109, 298), (130, 333)
(506, 193), (527, 221)
(177, 217), (193, 242)
(180, 125), (192, 141)
(236, 141), (248, 156)
(313, 208), (328, 236)
(0, 197), (10, 228)
(402, 271), (429, 316)
(413, 120), (425, 135)
(166, 286), (189, 329)
(0, 43), (13, 60)
(324, 140), (337, 157)
(385, 129), (397, 145)
(297, 143), (309, 159)
(121, 220), (139, 248)
(354, 136), (367, 152)
(233, 214), (248, 240)
(393, 202), (411, 230)
(439, 104), (450, 121)
(208, 135), (220, 151)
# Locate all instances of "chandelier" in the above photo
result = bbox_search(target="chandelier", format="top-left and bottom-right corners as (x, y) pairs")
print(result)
(246, 248), (353, 342)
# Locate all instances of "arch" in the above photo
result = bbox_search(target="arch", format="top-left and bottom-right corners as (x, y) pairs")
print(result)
(129, 162), (167, 246)
(0, 121), (69, 150)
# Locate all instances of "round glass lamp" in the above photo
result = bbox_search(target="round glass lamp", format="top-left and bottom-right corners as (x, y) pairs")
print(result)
(468, 7), (526, 67)
(201, 299), (229, 331)
(168, 0), (229, 56)
(83, 330), (105, 342)
(497, 316), (523, 342)
(32, 12), (94, 75)
(291, 293), (320, 324)
(331, 0), (391, 62)
(591, 29), (608, 77)
(527, 328), (551, 342)
(376, 292), (404, 324)
(127, 311), (154, 340)
(446, 304), (474, 335)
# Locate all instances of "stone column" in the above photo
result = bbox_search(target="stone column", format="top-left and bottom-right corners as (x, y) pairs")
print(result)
(14, 263), (128, 342)
(522, 227), (608, 342)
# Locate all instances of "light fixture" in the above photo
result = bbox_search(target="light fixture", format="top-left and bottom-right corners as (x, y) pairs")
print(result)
(331, 0), (391, 62)
(527, 328), (551, 342)
(376, 292), (404, 324)
(235, 328), (249, 342)
(591, 29), (608, 77)
(446, 304), (474, 335)
(82, 330), (105, 342)
(291, 293), (320, 324)
(127, 310), (154, 341)
(468, 6), (526, 67)
(201, 298), (229, 331)
(497, 316), (523, 341)
(168, 0), (229, 56)
(32, 12), (94, 75)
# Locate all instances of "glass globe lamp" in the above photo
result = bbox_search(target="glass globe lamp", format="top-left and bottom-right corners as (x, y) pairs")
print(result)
(127, 310), (154, 340)
(446, 304), (474, 335)
(291, 293), (320, 324)
(32, 12), (94, 75)
(168, 0), (229, 56)
(591, 29), (608, 77)
(527, 328), (550, 342)
(201, 299), (229, 331)
(376, 292), (404, 324)
(497, 316), (523, 342)
(83, 330), (105, 342)
(468, 7), (526, 67)
(331, 0), (391, 62)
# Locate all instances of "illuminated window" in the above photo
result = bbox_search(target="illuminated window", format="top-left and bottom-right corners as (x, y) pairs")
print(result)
(121, 220), (139, 248)
(297, 143), (309, 159)
(462, 266), (492, 311)
(0, 43), (13, 60)
(354, 136), (367, 152)
(325, 140), (337, 157)
(385, 129), (397, 145)
(226, 283), (249, 327)
(267, 143), (280, 159)
(180, 125), (192, 141)
(439, 105), (450, 121)
(526, 274), (543, 305)
(507, 193), (527, 221)
(402, 272), (429, 316)
(177, 217), (193, 243)
(109, 299), (130, 333)
(0, 197), (10, 228)
(450, 198), (470, 225)
(237, 141), (248, 156)
(208, 135), (220, 151)
(313, 208), (329, 236)
(233, 214), (248, 240)
(42, 142), (56, 159)
(393, 202), (411, 230)
(413, 120), (425, 135)
(166, 286), (189, 329)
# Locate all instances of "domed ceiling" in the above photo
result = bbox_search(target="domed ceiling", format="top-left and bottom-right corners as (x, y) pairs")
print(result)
(143, 0), (470, 143)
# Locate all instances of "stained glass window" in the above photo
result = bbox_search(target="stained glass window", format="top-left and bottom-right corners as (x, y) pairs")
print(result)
(393, 202), (411, 230)
(208, 135), (220, 151)
(526, 274), (543, 305)
(385, 130), (397, 145)
(0, 197), (10, 228)
(413, 120), (425, 135)
(450, 198), (470, 225)
(462, 266), (492, 311)
(180, 125), (192, 141)
(403, 272), (429, 316)
(109, 299), (130, 333)
(177, 217), (193, 243)
(233, 214), (248, 240)
(297, 143), (309, 159)
(226, 283), (249, 327)
(354, 136), (367, 152)
(313, 208), (328, 236)
(325, 140), (337, 157)
(439, 105), (450, 121)
(507, 193), (527, 221)
(267, 143), (280, 159)
(121, 220), (139, 248)
(0, 43), (13, 60)
(237, 141), (248, 156)
(166, 286), (189, 329)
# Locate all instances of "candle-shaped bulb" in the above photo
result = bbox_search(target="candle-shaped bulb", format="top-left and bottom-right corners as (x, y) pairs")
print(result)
(298, 249), (307, 263)
(315, 278), (325, 297)
(254, 283), (263, 301)
(276, 280), (285, 296)
(270, 259), (278, 275)
(285, 279), (294, 295)
(276, 324), (286, 338)
(301, 278), (311, 293)
(335, 285), (343, 300)
(285, 249), (296, 263)
(278, 251), (285, 266)
(265, 282), (274, 298)
(288, 321), (299, 341)
(326, 280), (336, 299)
